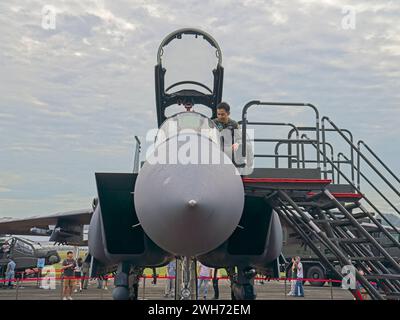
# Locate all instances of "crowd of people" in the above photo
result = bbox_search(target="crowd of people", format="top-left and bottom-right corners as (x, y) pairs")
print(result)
(164, 261), (221, 300)
(0, 251), (379, 300)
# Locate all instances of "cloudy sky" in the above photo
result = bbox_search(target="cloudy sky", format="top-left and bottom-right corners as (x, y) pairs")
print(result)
(0, 0), (399, 218)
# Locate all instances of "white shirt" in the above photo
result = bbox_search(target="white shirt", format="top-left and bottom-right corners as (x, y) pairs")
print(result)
(296, 262), (303, 278)
(199, 265), (211, 278)
(74, 264), (82, 272)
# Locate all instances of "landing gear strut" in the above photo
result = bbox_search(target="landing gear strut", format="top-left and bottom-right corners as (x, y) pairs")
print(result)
(112, 262), (143, 300)
(175, 257), (197, 300)
(128, 266), (143, 300)
(228, 266), (256, 300)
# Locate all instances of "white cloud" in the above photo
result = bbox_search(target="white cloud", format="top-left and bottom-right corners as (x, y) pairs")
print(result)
(0, 173), (23, 193)
(0, 0), (399, 217)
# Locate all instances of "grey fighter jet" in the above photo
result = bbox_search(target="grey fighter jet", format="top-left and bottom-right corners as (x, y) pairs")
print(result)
(0, 28), (283, 300)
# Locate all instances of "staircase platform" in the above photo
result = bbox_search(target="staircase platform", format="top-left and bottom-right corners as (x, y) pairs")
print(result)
(242, 178), (331, 190)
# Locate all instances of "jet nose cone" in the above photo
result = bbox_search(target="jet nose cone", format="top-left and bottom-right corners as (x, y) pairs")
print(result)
(134, 162), (244, 256)
(187, 199), (197, 207)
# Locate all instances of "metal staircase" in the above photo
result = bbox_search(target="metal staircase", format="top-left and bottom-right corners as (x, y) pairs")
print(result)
(239, 101), (400, 300)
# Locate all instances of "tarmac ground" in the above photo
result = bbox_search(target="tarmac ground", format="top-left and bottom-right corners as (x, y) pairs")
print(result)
(0, 277), (355, 300)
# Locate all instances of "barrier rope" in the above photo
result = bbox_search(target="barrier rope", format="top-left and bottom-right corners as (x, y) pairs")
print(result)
(0, 272), (345, 284)
(1, 272), (371, 300)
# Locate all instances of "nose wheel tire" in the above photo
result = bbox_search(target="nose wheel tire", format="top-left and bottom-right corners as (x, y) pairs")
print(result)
(175, 257), (197, 300)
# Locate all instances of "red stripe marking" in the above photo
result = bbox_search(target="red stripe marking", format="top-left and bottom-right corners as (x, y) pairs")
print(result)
(307, 192), (363, 199)
(1, 275), (344, 284)
(242, 178), (332, 184)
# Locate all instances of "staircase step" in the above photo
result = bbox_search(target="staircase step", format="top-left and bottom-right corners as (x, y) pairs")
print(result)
(333, 212), (370, 220)
(384, 293), (400, 300)
(313, 219), (355, 226)
(381, 243), (400, 249)
(351, 212), (370, 219)
(306, 191), (363, 202)
(345, 203), (361, 211)
(349, 256), (386, 261)
(364, 274), (400, 280)
(329, 238), (370, 244)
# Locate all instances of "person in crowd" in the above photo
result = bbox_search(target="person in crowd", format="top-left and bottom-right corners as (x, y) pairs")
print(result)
(197, 262), (212, 300)
(294, 256), (304, 297)
(212, 267), (220, 300)
(288, 257), (297, 296)
(164, 260), (176, 298)
(5, 255), (16, 289)
(61, 251), (76, 300)
(74, 257), (83, 293)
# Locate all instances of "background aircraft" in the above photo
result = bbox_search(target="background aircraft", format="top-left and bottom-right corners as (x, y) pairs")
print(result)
(0, 236), (60, 276)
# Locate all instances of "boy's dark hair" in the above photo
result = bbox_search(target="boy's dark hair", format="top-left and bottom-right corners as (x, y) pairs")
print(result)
(216, 102), (230, 113)
(67, 251), (73, 255)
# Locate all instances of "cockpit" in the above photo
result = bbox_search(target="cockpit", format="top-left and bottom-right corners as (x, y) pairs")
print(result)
(153, 111), (254, 174)
(155, 111), (220, 145)
(155, 28), (224, 126)
(152, 29), (254, 174)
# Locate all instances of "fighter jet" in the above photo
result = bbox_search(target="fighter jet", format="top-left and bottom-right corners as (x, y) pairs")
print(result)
(0, 210), (91, 246)
(0, 28), (282, 300)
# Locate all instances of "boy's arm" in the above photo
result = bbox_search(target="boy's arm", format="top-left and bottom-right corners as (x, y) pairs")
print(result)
(61, 260), (68, 270)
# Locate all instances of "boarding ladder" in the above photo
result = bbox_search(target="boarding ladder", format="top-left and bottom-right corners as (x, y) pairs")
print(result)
(239, 101), (400, 300)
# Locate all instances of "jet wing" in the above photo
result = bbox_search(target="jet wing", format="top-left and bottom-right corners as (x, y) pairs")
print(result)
(0, 209), (93, 237)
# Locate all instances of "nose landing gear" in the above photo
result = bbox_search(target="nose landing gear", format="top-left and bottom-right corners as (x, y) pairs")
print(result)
(228, 266), (256, 300)
(175, 257), (197, 300)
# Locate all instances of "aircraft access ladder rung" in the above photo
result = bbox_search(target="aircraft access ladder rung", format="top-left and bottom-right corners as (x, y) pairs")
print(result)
(348, 256), (386, 261)
(306, 191), (363, 202)
(365, 275), (400, 281)
(333, 212), (369, 220)
(381, 243), (400, 249)
(343, 203), (362, 211)
(384, 293), (400, 300)
(242, 177), (331, 191)
(313, 219), (366, 227)
(328, 238), (371, 244)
